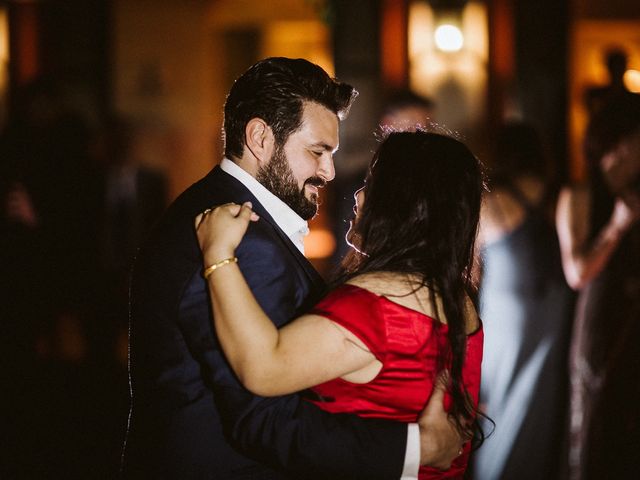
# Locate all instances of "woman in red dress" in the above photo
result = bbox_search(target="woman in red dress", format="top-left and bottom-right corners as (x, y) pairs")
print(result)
(195, 131), (485, 479)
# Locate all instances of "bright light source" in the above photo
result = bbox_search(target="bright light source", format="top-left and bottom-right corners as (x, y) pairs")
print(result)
(434, 24), (463, 52)
(624, 69), (640, 93)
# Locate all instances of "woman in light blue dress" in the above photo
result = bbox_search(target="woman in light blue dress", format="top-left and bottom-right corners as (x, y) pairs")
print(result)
(472, 123), (574, 479)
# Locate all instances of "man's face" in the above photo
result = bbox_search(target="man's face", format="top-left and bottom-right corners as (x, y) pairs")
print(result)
(257, 102), (339, 220)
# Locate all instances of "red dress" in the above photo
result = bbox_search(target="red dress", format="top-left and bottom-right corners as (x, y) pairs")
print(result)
(309, 284), (483, 479)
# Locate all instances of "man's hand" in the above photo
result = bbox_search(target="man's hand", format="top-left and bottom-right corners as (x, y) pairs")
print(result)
(418, 373), (467, 470)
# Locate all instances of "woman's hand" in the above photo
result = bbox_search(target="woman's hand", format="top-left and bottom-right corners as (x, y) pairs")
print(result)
(611, 194), (640, 233)
(4, 182), (39, 228)
(601, 133), (640, 196)
(195, 202), (259, 264)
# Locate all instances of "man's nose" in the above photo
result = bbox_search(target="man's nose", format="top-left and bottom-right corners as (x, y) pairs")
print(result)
(318, 153), (335, 182)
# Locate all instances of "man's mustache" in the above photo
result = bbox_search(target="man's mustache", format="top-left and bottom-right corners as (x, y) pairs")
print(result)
(304, 177), (326, 189)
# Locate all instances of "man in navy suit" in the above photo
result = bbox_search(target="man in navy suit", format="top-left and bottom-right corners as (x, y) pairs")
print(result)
(122, 57), (464, 479)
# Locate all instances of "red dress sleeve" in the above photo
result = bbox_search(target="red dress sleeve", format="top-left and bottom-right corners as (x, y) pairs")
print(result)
(310, 284), (388, 363)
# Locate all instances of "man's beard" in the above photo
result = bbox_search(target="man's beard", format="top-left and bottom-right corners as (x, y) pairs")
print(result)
(256, 146), (325, 220)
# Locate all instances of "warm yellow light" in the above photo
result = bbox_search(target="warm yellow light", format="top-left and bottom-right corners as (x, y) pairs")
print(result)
(409, 2), (488, 139)
(0, 7), (8, 63)
(624, 69), (640, 93)
(304, 228), (336, 259)
(462, 1), (488, 62)
(0, 6), (9, 126)
(408, 1), (435, 59)
(434, 24), (464, 52)
(262, 20), (333, 77)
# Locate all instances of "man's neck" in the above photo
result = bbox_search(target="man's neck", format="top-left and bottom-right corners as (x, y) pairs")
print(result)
(230, 155), (259, 178)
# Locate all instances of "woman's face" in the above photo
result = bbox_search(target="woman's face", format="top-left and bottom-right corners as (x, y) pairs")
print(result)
(600, 130), (640, 195)
(346, 186), (365, 251)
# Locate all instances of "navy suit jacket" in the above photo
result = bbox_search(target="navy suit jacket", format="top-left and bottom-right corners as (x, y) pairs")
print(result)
(122, 166), (407, 479)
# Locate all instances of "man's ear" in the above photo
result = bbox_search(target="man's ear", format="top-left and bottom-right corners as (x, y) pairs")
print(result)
(244, 118), (275, 166)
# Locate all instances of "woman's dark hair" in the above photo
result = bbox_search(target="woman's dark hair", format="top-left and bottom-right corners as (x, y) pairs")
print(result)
(340, 130), (486, 440)
(223, 57), (357, 159)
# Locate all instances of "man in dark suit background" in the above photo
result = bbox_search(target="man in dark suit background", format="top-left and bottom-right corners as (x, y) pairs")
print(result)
(122, 57), (464, 479)
(92, 114), (168, 369)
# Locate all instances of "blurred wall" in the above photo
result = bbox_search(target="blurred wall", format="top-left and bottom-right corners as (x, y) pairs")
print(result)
(110, 0), (331, 200)
(112, 0), (216, 199)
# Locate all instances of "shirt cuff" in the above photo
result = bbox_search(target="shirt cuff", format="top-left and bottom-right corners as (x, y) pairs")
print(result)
(401, 423), (420, 479)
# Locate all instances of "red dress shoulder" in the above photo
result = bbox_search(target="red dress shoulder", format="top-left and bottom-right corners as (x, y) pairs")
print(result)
(309, 284), (484, 479)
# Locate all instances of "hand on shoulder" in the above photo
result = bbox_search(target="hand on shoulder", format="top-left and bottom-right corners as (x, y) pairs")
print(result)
(195, 202), (260, 264)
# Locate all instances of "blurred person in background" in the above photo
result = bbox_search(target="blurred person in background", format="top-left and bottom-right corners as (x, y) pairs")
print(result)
(1, 170), (45, 369)
(91, 114), (167, 368)
(0, 76), (99, 362)
(0, 76), (104, 478)
(0, 154), (50, 480)
(379, 90), (436, 132)
(584, 47), (638, 117)
(556, 95), (640, 479)
(472, 122), (574, 479)
(123, 57), (465, 480)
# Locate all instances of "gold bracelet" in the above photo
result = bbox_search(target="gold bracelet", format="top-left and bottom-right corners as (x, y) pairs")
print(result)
(203, 256), (238, 279)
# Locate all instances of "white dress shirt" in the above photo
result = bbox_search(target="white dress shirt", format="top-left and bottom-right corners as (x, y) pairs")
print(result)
(220, 158), (309, 253)
(219, 158), (419, 479)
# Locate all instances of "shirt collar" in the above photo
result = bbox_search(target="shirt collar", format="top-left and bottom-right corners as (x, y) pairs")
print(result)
(220, 158), (309, 253)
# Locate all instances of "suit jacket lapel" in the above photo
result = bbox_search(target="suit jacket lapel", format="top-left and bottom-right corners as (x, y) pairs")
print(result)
(202, 167), (325, 292)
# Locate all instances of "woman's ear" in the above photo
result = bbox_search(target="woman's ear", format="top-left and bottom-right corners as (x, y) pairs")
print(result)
(244, 118), (275, 166)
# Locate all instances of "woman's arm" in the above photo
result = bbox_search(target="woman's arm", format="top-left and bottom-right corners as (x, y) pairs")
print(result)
(195, 202), (378, 396)
(556, 186), (638, 290)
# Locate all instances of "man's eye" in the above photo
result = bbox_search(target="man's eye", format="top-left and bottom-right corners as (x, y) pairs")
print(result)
(312, 151), (323, 156)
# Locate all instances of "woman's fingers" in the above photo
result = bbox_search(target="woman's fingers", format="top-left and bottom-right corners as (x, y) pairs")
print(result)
(194, 213), (204, 229)
(224, 203), (242, 216)
(194, 201), (260, 265)
(218, 201), (259, 222)
(238, 201), (260, 222)
(195, 202), (259, 229)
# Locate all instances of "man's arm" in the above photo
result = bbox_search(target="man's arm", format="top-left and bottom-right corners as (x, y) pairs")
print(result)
(180, 231), (407, 479)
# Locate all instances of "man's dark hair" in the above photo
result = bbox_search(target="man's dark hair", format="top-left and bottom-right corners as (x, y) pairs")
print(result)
(223, 57), (357, 160)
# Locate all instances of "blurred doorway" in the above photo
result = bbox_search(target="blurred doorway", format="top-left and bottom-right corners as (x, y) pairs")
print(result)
(568, 19), (640, 181)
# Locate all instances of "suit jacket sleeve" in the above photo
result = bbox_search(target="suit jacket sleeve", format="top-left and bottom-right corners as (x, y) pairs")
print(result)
(179, 229), (408, 479)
